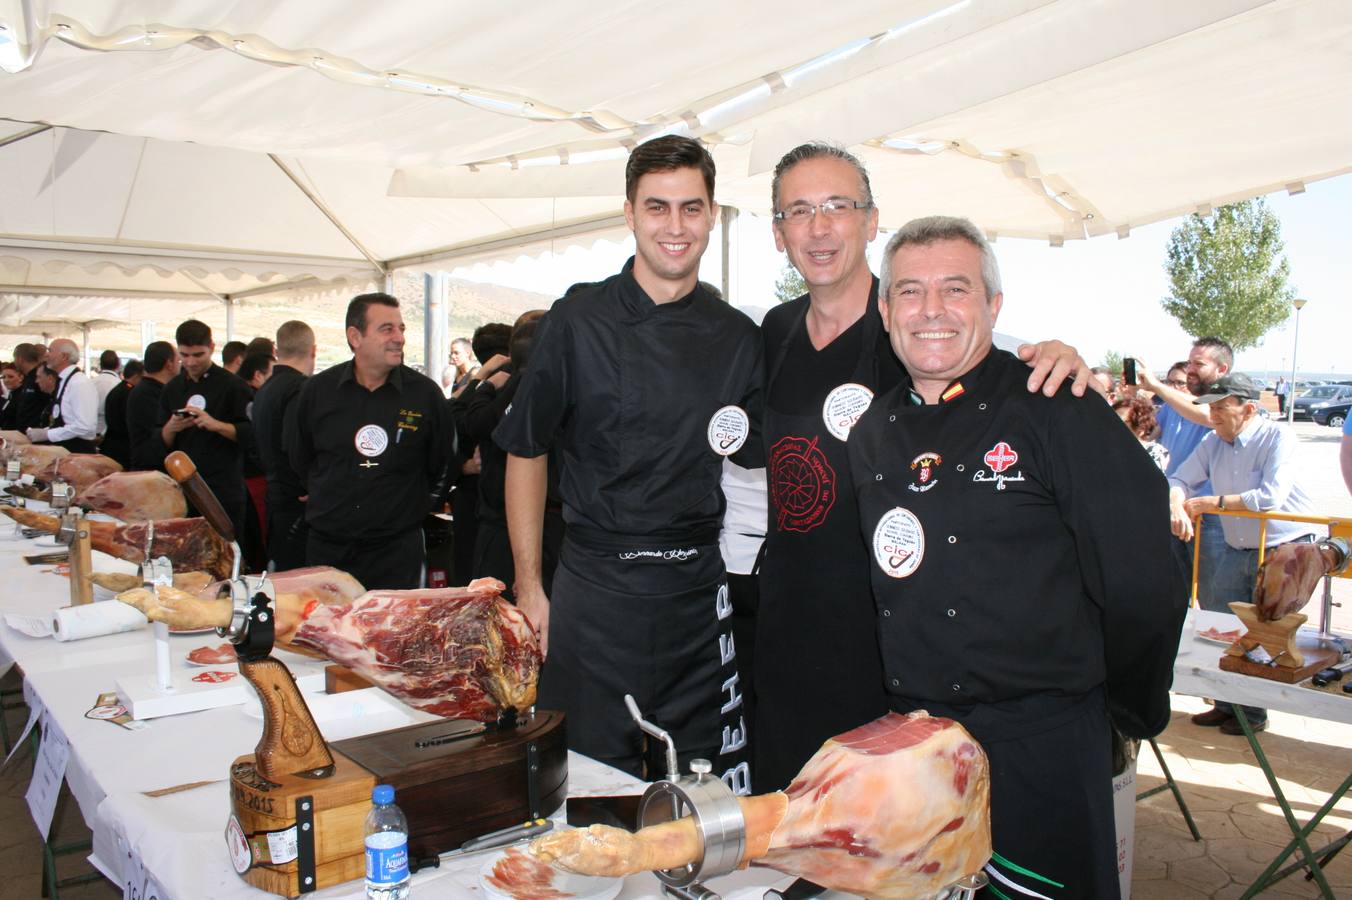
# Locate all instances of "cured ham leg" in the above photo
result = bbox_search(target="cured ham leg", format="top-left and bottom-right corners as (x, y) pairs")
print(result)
(76, 471), (187, 521)
(0, 507), (234, 580)
(1252, 541), (1342, 621)
(529, 712), (991, 898)
(39, 453), (123, 491)
(116, 577), (540, 721)
(5, 443), (67, 474)
(293, 579), (539, 720)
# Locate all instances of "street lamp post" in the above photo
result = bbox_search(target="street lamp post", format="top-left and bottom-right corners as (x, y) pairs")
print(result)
(1287, 298), (1308, 424)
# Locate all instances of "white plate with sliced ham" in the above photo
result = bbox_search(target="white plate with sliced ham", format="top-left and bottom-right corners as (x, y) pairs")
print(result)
(480, 846), (622, 900)
(1196, 626), (1243, 646)
(186, 643), (237, 666)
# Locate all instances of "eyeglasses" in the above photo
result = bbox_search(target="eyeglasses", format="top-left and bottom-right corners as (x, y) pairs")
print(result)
(1166, 379), (1188, 388)
(773, 199), (872, 225)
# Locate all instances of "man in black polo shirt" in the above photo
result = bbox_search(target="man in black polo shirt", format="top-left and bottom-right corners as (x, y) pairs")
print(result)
(255, 321), (315, 571)
(159, 321), (252, 539)
(127, 342), (178, 472)
(288, 294), (453, 590)
(496, 136), (762, 787)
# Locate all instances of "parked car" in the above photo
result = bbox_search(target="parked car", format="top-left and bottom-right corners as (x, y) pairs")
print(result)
(1292, 384), (1352, 421)
(1313, 399), (1351, 429)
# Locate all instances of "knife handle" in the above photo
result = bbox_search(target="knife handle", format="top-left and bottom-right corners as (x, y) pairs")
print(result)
(165, 451), (236, 543)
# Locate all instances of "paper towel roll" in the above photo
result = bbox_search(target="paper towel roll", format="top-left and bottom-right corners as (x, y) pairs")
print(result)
(52, 601), (149, 642)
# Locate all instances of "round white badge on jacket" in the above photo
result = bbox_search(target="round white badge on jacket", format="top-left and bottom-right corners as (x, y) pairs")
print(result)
(186, 394), (207, 410)
(707, 406), (750, 456)
(822, 383), (874, 442)
(873, 507), (924, 579)
(354, 424), (389, 457)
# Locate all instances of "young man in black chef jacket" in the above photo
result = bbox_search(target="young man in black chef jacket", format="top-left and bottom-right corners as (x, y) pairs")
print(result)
(159, 320), (252, 539)
(848, 216), (1185, 898)
(754, 143), (1096, 793)
(496, 136), (762, 789)
(287, 294), (453, 590)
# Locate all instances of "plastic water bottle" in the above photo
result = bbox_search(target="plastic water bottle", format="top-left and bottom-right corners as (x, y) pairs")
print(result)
(364, 784), (410, 900)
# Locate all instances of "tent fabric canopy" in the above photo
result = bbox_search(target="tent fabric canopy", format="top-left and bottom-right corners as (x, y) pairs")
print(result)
(0, 0), (1349, 328)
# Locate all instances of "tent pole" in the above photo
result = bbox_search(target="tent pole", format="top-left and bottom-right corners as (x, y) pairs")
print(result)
(423, 272), (449, 381)
(140, 321), (156, 353)
(81, 324), (91, 371)
(268, 154), (388, 280)
(225, 298), (236, 342)
(720, 205), (738, 303)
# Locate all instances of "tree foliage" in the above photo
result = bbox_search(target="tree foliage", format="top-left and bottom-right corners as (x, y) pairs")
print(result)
(774, 262), (807, 303)
(1162, 198), (1295, 351)
(1101, 350), (1123, 376)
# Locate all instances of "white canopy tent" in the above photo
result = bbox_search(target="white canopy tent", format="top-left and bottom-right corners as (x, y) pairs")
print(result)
(0, 0), (1349, 336)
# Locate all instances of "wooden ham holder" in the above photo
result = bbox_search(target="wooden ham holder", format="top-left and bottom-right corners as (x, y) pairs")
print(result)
(50, 481), (93, 606)
(1218, 601), (1340, 684)
(162, 452), (568, 897)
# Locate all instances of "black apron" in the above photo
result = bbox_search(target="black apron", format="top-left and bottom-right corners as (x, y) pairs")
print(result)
(753, 305), (889, 792)
(49, 368), (97, 454)
(541, 529), (750, 792)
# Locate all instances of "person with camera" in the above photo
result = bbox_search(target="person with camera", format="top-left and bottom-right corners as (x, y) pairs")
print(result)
(159, 320), (253, 539)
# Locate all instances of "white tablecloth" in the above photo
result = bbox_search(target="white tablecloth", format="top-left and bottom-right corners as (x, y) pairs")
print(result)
(1174, 608), (1352, 725)
(0, 509), (793, 899)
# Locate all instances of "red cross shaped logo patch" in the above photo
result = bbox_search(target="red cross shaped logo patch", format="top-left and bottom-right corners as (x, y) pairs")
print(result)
(983, 442), (1019, 473)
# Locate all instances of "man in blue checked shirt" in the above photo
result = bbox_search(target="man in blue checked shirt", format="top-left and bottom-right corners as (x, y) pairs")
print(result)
(1168, 372), (1318, 734)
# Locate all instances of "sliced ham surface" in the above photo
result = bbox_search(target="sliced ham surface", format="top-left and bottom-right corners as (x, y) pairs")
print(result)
(40, 453), (123, 491)
(293, 578), (539, 721)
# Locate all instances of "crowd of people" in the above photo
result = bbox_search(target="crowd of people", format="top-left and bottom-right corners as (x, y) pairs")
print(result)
(0, 136), (1336, 899)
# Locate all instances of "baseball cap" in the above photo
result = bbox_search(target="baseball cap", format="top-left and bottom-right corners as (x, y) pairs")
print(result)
(1193, 373), (1261, 404)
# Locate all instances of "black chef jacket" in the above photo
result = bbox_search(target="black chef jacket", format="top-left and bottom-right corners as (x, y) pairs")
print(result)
(159, 364), (252, 490)
(288, 361), (453, 542)
(12, 368), (47, 432)
(253, 364), (307, 508)
(126, 378), (167, 471)
(159, 364), (252, 543)
(100, 380), (133, 468)
(494, 259), (764, 543)
(848, 348), (1185, 740)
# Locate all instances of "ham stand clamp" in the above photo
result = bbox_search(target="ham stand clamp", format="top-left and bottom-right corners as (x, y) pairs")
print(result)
(625, 695), (745, 900)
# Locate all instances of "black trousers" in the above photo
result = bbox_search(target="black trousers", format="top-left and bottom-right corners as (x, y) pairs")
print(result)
(472, 510), (566, 599)
(894, 693), (1121, 899)
(306, 527), (424, 590)
(267, 498), (308, 572)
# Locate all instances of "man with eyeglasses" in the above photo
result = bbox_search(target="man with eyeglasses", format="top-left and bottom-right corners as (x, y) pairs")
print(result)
(752, 142), (1094, 792)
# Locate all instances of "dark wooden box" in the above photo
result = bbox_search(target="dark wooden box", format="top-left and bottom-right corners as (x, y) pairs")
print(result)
(331, 710), (567, 861)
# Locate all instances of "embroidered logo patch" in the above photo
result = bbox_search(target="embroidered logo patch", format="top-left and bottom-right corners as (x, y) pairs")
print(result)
(975, 441), (1025, 491)
(908, 452), (942, 493)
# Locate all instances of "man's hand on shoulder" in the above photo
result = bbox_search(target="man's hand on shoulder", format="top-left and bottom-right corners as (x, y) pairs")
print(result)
(1017, 340), (1097, 397)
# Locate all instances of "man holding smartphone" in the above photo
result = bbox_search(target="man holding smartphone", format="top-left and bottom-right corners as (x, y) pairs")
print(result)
(160, 319), (253, 539)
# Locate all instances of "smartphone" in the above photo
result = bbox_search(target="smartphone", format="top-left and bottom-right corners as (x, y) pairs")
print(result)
(1123, 357), (1138, 386)
(172, 409), (194, 418)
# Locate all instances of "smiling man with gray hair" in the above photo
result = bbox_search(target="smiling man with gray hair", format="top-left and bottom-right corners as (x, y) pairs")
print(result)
(847, 215), (1185, 898)
(26, 338), (98, 452)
